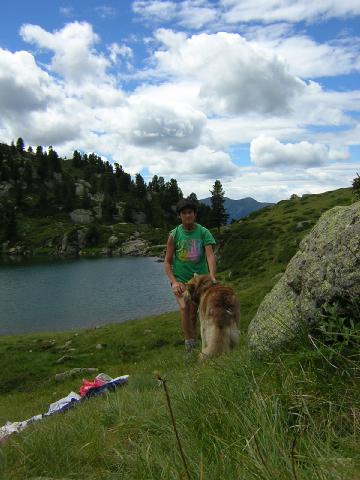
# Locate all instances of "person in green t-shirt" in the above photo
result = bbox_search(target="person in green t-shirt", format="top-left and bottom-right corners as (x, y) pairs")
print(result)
(164, 198), (216, 357)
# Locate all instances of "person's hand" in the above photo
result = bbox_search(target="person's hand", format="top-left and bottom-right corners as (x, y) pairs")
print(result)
(172, 281), (185, 296)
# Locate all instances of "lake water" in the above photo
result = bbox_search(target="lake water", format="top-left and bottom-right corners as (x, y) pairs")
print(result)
(0, 256), (177, 336)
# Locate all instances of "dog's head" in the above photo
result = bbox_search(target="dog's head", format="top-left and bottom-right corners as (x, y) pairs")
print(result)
(183, 274), (217, 305)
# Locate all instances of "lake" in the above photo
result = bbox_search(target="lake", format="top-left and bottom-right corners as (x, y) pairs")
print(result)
(0, 256), (177, 336)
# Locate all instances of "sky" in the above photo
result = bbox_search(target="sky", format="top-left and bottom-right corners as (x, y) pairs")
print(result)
(1, 0), (360, 202)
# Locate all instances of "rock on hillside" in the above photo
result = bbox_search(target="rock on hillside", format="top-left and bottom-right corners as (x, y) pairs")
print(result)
(248, 201), (360, 357)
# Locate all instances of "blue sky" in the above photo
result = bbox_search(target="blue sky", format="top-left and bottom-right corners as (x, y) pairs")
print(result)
(1, 0), (360, 201)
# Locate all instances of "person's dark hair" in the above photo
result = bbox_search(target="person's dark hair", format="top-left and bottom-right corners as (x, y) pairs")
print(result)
(176, 198), (198, 214)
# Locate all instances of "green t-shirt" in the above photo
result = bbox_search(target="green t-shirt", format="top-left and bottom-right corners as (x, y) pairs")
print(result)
(170, 223), (216, 283)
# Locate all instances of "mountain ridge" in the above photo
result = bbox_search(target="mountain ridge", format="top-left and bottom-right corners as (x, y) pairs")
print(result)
(199, 196), (274, 222)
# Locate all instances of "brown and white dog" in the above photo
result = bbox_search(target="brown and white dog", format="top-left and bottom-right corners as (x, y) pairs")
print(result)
(183, 274), (240, 360)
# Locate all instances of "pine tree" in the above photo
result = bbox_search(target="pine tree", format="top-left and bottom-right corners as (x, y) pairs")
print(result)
(48, 146), (62, 173)
(188, 192), (212, 227)
(0, 201), (17, 242)
(210, 180), (228, 231)
(16, 137), (25, 153)
(135, 173), (147, 198)
(72, 150), (82, 168)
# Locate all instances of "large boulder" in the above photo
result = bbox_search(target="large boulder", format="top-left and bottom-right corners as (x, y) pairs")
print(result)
(120, 237), (149, 256)
(248, 201), (360, 357)
(69, 209), (93, 224)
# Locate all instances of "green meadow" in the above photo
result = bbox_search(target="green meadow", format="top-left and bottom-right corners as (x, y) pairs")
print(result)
(0, 187), (359, 479)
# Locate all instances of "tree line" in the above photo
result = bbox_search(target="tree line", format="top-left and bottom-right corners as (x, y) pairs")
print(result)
(0, 138), (228, 243)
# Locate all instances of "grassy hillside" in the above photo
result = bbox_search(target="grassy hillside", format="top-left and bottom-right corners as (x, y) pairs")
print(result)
(0, 187), (359, 479)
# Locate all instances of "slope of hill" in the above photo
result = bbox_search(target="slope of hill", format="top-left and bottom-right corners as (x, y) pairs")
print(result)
(200, 196), (274, 222)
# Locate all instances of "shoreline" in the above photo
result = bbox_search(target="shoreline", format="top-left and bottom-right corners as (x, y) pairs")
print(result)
(0, 308), (178, 339)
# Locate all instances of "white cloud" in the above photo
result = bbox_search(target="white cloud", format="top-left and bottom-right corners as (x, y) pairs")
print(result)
(244, 24), (360, 78)
(250, 135), (350, 168)
(221, 0), (360, 24)
(133, 0), (360, 29)
(133, 0), (217, 29)
(126, 101), (207, 151)
(118, 144), (238, 179)
(0, 48), (59, 114)
(154, 30), (305, 115)
(177, 1), (218, 29)
(108, 43), (133, 64)
(133, 1), (177, 22)
(20, 22), (110, 84)
(182, 161), (359, 202)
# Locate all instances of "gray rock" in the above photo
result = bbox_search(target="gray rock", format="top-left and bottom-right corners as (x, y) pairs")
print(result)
(132, 211), (146, 224)
(56, 355), (73, 364)
(69, 209), (93, 224)
(59, 234), (79, 256)
(121, 238), (149, 256)
(55, 367), (98, 381)
(93, 204), (102, 219)
(115, 202), (126, 221)
(107, 235), (119, 248)
(248, 201), (360, 357)
(75, 183), (86, 197)
(58, 340), (72, 350)
(77, 229), (88, 249)
(90, 192), (104, 204)
(8, 243), (32, 256)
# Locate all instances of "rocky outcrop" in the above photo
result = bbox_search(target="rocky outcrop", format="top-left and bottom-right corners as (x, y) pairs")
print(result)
(69, 209), (94, 224)
(59, 233), (80, 256)
(120, 235), (149, 256)
(74, 180), (91, 197)
(7, 243), (32, 256)
(107, 235), (119, 248)
(248, 201), (360, 357)
(115, 202), (126, 221)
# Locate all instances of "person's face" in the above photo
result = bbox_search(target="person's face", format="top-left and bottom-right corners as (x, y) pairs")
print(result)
(179, 208), (196, 228)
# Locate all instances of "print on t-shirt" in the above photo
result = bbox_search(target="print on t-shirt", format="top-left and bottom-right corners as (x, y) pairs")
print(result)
(178, 239), (202, 262)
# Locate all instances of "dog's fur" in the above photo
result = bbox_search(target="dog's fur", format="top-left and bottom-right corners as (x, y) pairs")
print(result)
(183, 274), (240, 359)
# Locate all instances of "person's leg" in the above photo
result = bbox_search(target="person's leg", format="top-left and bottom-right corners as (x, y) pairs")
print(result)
(175, 295), (197, 357)
(175, 295), (196, 339)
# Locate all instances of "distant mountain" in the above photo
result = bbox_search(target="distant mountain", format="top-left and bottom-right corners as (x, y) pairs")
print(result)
(199, 197), (274, 222)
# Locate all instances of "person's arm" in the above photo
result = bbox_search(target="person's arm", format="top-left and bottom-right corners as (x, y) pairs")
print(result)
(164, 235), (185, 295)
(205, 244), (216, 282)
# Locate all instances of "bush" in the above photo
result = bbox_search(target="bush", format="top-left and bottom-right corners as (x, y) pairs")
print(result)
(352, 173), (360, 199)
(313, 296), (360, 364)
